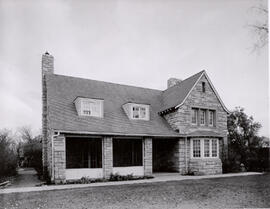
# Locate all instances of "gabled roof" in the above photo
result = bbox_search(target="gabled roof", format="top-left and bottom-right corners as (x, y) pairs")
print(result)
(46, 70), (229, 136)
(46, 74), (179, 137)
(160, 70), (230, 114)
(160, 71), (204, 112)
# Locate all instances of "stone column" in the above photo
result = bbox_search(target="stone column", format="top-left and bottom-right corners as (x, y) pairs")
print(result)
(102, 137), (113, 179)
(143, 138), (152, 176)
(53, 135), (66, 184)
(178, 138), (187, 174)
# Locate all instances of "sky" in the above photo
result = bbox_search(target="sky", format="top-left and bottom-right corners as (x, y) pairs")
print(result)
(0, 0), (268, 137)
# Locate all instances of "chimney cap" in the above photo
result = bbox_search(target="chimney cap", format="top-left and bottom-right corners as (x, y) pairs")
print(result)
(45, 51), (50, 55)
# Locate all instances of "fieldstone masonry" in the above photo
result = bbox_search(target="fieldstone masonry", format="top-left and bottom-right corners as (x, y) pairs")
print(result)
(163, 75), (228, 175)
(42, 52), (54, 177)
(53, 135), (66, 183)
(144, 138), (153, 175)
(102, 137), (113, 178)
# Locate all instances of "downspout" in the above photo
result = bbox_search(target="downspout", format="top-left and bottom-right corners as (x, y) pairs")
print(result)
(185, 136), (188, 174)
(51, 131), (60, 182)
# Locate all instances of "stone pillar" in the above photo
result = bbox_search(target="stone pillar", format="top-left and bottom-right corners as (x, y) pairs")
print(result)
(143, 138), (152, 176)
(102, 137), (113, 179)
(178, 138), (187, 174)
(53, 135), (66, 184)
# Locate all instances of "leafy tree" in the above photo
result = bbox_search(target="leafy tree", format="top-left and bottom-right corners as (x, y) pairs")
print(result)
(0, 129), (17, 179)
(225, 107), (268, 172)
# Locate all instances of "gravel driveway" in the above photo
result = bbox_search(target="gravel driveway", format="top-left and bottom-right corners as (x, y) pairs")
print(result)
(1, 173), (269, 209)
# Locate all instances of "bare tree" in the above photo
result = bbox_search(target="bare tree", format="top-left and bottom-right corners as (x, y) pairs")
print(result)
(248, 3), (268, 51)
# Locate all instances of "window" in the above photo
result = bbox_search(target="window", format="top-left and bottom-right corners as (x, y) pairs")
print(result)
(191, 108), (198, 124)
(191, 139), (219, 158)
(209, 110), (215, 126)
(192, 139), (201, 158)
(212, 139), (218, 157)
(74, 97), (104, 117)
(200, 110), (206, 125)
(204, 139), (210, 157)
(132, 106), (147, 119)
(66, 138), (102, 168)
(202, 82), (206, 92)
(82, 100), (102, 117)
(113, 139), (142, 167)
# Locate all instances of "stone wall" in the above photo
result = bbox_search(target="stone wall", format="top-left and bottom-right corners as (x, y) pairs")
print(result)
(143, 138), (153, 176)
(164, 75), (227, 136)
(53, 135), (66, 183)
(189, 158), (222, 175)
(102, 137), (113, 179)
(163, 74), (228, 175)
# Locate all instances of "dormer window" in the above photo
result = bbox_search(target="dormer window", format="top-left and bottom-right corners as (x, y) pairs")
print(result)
(132, 106), (146, 119)
(122, 103), (150, 120)
(74, 97), (104, 118)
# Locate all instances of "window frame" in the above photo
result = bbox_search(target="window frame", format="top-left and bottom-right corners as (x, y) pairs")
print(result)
(190, 138), (219, 159)
(81, 99), (103, 117)
(209, 110), (215, 127)
(130, 104), (149, 120)
(200, 109), (206, 126)
(191, 108), (198, 125)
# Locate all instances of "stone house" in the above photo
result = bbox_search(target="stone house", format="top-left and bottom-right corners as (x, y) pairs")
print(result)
(42, 52), (229, 183)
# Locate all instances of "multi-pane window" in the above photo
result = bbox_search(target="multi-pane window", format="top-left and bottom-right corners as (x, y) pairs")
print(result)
(76, 98), (103, 117)
(204, 139), (210, 157)
(191, 108), (216, 127)
(191, 139), (219, 158)
(212, 139), (218, 157)
(193, 139), (201, 158)
(209, 110), (215, 126)
(191, 108), (198, 124)
(132, 106), (147, 119)
(200, 110), (206, 125)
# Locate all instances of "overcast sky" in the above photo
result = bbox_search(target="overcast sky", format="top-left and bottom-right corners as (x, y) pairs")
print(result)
(0, 0), (268, 137)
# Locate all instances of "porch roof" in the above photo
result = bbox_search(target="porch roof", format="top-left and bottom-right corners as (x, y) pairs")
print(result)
(186, 130), (224, 138)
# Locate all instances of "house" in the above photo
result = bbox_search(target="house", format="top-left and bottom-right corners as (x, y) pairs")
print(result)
(41, 52), (229, 183)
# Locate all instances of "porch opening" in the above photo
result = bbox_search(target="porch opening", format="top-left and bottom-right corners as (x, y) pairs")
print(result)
(66, 138), (102, 168)
(153, 138), (179, 172)
(113, 138), (142, 167)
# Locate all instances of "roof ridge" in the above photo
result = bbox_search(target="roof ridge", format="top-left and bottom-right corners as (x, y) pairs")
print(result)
(162, 70), (205, 93)
(48, 73), (163, 92)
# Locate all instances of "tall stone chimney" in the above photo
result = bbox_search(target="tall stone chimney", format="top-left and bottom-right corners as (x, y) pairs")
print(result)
(42, 51), (54, 74)
(42, 51), (54, 178)
(167, 77), (182, 88)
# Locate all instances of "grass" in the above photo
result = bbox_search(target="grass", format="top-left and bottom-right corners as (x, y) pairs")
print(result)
(1, 173), (269, 209)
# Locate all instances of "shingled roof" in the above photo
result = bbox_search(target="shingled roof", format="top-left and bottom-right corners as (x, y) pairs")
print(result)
(46, 70), (222, 136)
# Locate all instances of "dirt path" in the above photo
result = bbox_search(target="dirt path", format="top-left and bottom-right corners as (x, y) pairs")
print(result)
(8, 168), (42, 188)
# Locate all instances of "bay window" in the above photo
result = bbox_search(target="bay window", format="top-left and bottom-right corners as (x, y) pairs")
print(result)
(191, 138), (219, 158)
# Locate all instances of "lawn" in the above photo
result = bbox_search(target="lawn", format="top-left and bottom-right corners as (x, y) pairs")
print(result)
(0, 173), (269, 209)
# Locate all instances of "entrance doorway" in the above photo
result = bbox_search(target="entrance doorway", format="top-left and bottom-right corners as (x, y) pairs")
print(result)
(152, 138), (179, 172)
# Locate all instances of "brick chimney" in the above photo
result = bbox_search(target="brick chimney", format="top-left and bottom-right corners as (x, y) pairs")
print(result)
(42, 51), (54, 74)
(167, 77), (182, 88)
(42, 51), (54, 177)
